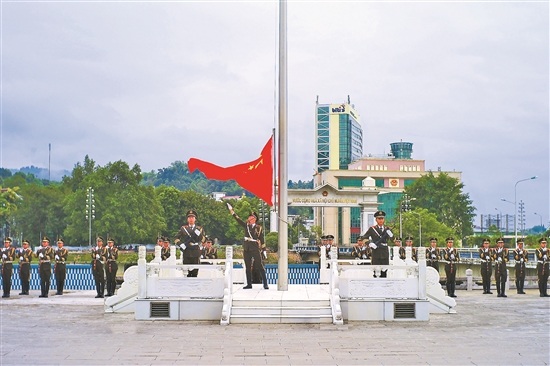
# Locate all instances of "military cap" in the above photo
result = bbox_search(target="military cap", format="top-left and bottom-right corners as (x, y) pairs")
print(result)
(430, 237), (438, 242)
(517, 238), (525, 244)
(320, 235), (327, 240)
(446, 237), (454, 242)
(248, 211), (259, 220)
(356, 236), (363, 241)
(4, 237), (12, 243)
(326, 235), (334, 240)
(496, 237), (504, 243)
(186, 209), (198, 218)
(482, 238), (490, 244)
(394, 237), (402, 242)
(42, 236), (50, 243)
(539, 237), (548, 243)
(57, 238), (64, 244)
(374, 210), (386, 218)
(162, 237), (170, 243)
(405, 236), (413, 241)
(22, 239), (30, 245)
(205, 236), (213, 243)
(107, 238), (115, 243)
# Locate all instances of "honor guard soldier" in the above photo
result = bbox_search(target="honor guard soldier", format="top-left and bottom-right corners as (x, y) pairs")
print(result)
(228, 204), (269, 289)
(160, 237), (171, 261)
(317, 235), (330, 270)
(37, 236), (54, 298)
(54, 238), (68, 295)
(443, 237), (459, 297)
(479, 238), (493, 294)
(202, 237), (218, 260)
(174, 210), (205, 277)
(535, 237), (549, 297)
(18, 239), (33, 295)
(1, 237), (16, 298)
(514, 238), (528, 294)
(326, 235), (337, 261)
(405, 236), (417, 262)
(352, 236), (368, 264)
(105, 238), (118, 297)
(426, 238), (440, 272)
(157, 236), (163, 248)
(492, 237), (509, 297)
(363, 210), (394, 278)
(91, 236), (107, 298)
(394, 237), (405, 260)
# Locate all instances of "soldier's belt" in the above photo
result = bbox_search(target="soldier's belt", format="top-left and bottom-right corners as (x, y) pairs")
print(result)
(55, 261), (66, 264)
(480, 259), (491, 263)
(2, 261), (13, 263)
(515, 261), (525, 264)
(244, 237), (257, 242)
(190, 243), (200, 246)
(107, 259), (117, 262)
(538, 260), (546, 263)
(40, 260), (51, 263)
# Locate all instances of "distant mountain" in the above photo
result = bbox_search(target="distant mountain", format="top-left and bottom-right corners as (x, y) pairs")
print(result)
(10, 166), (71, 181)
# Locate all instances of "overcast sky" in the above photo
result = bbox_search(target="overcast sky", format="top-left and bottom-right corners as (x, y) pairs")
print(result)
(1, 0), (548, 229)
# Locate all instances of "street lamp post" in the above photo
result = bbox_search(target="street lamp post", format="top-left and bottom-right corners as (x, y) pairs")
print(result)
(85, 187), (95, 247)
(412, 212), (421, 247)
(534, 212), (543, 229)
(514, 176), (537, 244)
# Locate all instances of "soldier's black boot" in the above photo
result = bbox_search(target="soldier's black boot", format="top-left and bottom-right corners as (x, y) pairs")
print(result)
(243, 272), (252, 289)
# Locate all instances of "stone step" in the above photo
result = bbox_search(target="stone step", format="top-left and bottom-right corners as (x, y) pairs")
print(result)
(231, 306), (332, 316)
(232, 299), (330, 308)
(230, 314), (333, 324)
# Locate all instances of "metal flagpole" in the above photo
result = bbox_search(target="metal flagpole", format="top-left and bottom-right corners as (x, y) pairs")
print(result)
(277, 0), (288, 291)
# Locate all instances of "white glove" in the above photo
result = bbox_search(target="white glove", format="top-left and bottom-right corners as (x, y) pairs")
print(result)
(19, 256), (24, 261)
(369, 243), (377, 249)
(226, 202), (233, 211)
(544, 255), (548, 260)
(498, 257), (502, 262)
(362, 254), (367, 259)
(95, 254), (100, 259)
(179, 244), (186, 251)
(450, 254), (455, 260)
(262, 251), (267, 259)
(520, 258), (524, 263)
(55, 255), (60, 260)
(39, 253), (44, 258)
(431, 254), (436, 259)
(2, 254), (6, 260)
(200, 255), (204, 259)
(386, 230), (393, 238)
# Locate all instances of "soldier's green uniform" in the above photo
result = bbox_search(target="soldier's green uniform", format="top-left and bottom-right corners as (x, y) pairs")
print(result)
(54, 238), (69, 295)
(443, 237), (459, 298)
(535, 237), (549, 297)
(91, 237), (108, 298)
(37, 236), (54, 298)
(513, 239), (528, 294)
(426, 238), (440, 272)
(105, 238), (118, 297)
(479, 238), (493, 294)
(18, 239), (33, 295)
(2, 237), (16, 298)
(492, 237), (509, 298)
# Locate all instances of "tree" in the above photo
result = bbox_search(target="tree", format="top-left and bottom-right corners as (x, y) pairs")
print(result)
(0, 187), (23, 239)
(395, 208), (456, 247)
(402, 172), (476, 238)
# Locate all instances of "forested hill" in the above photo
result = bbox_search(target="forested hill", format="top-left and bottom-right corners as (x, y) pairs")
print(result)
(141, 161), (313, 195)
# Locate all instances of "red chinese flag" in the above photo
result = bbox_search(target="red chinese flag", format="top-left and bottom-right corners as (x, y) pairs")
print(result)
(188, 135), (274, 206)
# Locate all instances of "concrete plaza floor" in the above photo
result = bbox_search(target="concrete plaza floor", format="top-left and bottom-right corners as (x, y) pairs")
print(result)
(0, 288), (549, 365)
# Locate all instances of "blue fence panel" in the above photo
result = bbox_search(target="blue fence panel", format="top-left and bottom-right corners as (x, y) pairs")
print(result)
(1, 264), (95, 291)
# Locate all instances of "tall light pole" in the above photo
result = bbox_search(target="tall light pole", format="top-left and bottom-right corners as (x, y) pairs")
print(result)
(534, 212), (543, 229)
(412, 211), (421, 247)
(513, 176), (537, 245)
(85, 187), (95, 247)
